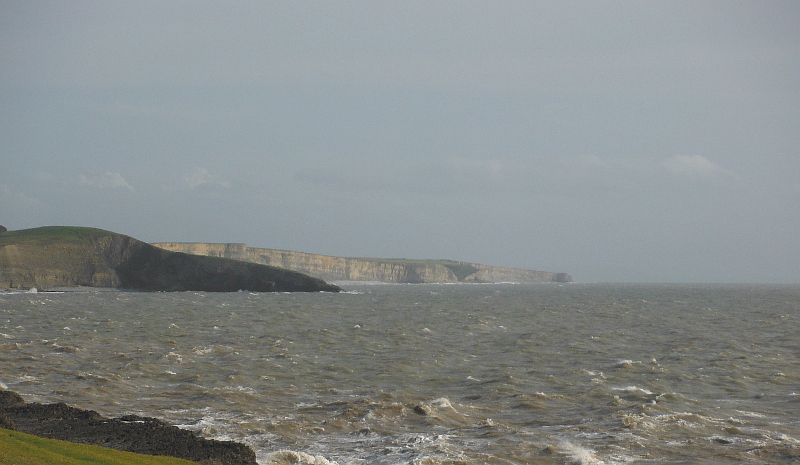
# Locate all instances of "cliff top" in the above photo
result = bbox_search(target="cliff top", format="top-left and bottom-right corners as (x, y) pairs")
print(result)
(0, 226), (110, 246)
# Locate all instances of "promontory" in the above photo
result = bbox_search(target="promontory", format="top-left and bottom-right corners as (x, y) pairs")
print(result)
(152, 242), (573, 284)
(0, 226), (341, 292)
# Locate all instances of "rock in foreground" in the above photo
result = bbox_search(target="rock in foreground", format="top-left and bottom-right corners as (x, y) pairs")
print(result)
(0, 390), (257, 465)
(0, 226), (341, 292)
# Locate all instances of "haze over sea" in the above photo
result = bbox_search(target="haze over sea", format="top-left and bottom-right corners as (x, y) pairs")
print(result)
(1, 283), (798, 464)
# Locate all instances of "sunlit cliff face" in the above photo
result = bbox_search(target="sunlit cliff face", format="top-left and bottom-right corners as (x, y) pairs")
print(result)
(151, 242), (571, 284)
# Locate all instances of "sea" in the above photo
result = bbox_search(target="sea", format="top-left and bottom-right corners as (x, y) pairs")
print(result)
(1, 283), (798, 464)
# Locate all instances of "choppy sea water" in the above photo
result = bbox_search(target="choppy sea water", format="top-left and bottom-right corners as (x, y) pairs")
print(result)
(1, 283), (799, 464)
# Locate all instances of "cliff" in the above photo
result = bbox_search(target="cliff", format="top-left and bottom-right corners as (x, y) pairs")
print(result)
(0, 227), (340, 292)
(151, 243), (573, 284)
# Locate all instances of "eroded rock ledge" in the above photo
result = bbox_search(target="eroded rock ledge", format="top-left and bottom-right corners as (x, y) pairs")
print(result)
(0, 390), (257, 465)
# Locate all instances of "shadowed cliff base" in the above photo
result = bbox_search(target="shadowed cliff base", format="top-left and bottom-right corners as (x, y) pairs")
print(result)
(0, 390), (256, 465)
(152, 242), (573, 284)
(0, 226), (340, 292)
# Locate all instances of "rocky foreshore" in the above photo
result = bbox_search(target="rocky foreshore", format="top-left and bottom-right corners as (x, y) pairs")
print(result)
(0, 390), (257, 465)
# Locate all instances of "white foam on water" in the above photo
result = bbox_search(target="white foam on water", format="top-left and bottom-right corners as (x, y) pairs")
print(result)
(614, 359), (643, 369)
(559, 441), (605, 465)
(264, 450), (339, 465)
(192, 344), (236, 356)
(612, 385), (654, 395)
(339, 290), (364, 295)
(734, 409), (768, 418)
(431, 397), (454, 409)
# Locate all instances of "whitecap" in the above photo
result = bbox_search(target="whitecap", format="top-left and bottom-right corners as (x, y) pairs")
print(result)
(615, 359), (642, 368)
(164, 351), (185, 363)
(264, 450), (339, 465)
(559, 441), (604, 465)
(431, 397), (454, 410)
(612, 385), (654, 395)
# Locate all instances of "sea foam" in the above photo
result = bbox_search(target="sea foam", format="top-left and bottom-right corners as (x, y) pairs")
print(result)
(559, 441), (604, 465)
(264, 450), (338, 465)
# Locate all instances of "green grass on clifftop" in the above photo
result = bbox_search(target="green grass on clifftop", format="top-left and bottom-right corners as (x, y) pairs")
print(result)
(0, 428), (196, 465)
(0, 226), (110, 246)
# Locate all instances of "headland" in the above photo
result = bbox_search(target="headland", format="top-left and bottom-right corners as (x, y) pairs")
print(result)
(0, 226), (340, 292)
(152, 242), (573, 284)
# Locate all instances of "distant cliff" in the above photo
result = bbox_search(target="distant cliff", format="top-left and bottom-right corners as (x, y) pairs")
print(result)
(152, 243), (573, 284)
(0, 227), (340, 292)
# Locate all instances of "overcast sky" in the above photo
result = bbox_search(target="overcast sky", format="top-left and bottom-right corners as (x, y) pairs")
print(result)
(1, 1), (798, 283)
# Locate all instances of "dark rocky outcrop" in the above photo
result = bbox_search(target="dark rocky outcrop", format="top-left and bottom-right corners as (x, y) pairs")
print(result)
(0, 226), (341, 292)
(0, 390), (257, 465)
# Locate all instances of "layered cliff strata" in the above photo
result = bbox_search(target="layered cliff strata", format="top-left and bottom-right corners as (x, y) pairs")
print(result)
(0, 227), (340, 292)
(152, 242), (573, 284)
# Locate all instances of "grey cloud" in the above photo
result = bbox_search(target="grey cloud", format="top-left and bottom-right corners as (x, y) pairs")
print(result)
(78, 172), (135, 192)
(0, 184), (45, 210)
(661, 155), (742, 181)
(180, 167), (230, 191)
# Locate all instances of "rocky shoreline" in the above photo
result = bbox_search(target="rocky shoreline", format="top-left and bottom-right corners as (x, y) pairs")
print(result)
(0, 390), (257, 465)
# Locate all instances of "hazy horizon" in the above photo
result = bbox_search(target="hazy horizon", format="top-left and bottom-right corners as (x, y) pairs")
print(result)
(2, 1), (798, 283)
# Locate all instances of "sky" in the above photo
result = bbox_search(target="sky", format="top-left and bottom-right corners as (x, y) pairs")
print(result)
(1, 1), (798, 283)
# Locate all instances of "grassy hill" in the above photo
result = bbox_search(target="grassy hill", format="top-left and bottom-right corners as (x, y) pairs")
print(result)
(0, 428), (196, 465)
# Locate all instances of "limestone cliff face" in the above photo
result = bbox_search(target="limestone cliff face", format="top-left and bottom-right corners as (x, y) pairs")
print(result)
(0, 227), (340, 292)
(152, 243), (573, 284)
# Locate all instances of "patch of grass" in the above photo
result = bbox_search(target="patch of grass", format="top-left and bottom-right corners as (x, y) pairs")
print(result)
(0, 428), (196, 465)
(0, 226), (110, 246)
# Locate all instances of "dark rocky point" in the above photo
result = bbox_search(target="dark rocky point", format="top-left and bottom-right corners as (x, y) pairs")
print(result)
(0, 390), (257, 465)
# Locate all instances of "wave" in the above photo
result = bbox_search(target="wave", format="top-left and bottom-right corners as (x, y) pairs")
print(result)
(558, 441), (604, 465)
(264, 450), (338, 465)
